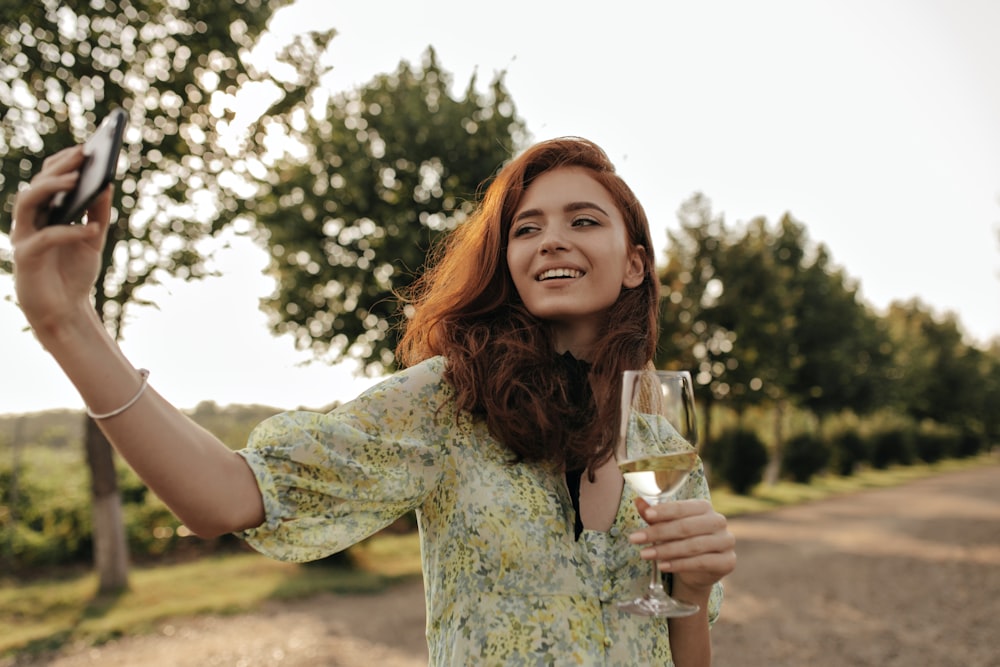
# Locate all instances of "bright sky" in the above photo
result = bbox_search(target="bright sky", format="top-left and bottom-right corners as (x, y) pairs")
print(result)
(2, 0), (999, 416)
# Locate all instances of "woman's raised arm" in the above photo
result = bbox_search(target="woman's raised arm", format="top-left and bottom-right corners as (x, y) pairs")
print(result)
(10, 146), (264, 537)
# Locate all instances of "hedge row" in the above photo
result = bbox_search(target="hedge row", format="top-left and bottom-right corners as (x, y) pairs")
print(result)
(2, 425), (992, 571)
(702, 424), (991, 495)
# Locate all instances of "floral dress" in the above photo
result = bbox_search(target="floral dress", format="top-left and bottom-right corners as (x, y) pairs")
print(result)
(237, 356), (723, 666)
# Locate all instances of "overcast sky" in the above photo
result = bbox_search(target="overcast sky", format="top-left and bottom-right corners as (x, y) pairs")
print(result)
(2, 0), (998, 415)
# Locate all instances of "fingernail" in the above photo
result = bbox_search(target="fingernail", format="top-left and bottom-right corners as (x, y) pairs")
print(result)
(629, 531), (646, 544)
(640, 548), (656, 559)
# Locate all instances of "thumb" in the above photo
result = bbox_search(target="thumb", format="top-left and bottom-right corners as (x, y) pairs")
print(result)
(84, 185), (114, 228)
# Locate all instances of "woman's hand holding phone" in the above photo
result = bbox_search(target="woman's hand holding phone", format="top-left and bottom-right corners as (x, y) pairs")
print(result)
(12, 107), (125, 336)
(11, 145), (114, 338)
(41, 107), (126, 228)
(8, 110), (268, 533)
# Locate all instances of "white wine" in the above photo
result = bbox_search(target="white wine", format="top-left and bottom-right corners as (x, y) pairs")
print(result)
(619, 452), (698, 498)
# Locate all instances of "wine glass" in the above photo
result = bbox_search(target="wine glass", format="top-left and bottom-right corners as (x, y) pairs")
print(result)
(615, 369), (701, 617)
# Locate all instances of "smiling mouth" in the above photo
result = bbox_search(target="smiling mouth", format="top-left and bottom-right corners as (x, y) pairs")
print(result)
(536, 268), (585, 281)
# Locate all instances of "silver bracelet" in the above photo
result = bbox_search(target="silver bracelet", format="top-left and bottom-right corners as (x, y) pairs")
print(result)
(86, 369), (150, 420)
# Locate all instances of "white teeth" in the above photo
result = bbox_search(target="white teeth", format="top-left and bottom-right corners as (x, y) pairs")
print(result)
(536, 268), (583, 281)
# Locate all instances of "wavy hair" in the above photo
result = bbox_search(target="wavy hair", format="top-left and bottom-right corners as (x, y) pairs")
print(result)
(396, 137), (660, 472)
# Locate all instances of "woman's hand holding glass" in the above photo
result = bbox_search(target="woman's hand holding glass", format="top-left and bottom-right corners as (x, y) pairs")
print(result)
(630, 496), (736, 595)
(615, 370), (735, 617)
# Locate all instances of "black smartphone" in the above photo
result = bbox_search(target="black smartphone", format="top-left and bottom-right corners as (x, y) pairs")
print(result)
(41, 108), (127, 227)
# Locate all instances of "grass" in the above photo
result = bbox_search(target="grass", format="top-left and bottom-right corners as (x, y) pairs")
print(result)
(1, 452), (994, 659)
(1, 536), (422, 659)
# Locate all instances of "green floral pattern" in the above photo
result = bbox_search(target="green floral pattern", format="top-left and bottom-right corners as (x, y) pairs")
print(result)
(237, 356), (723, 666)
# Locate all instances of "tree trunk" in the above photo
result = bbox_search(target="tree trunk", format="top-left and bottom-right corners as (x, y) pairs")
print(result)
(84, 416), (130, 593)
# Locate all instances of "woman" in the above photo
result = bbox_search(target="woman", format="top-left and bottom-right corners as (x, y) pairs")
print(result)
(11, 136), (735, 665)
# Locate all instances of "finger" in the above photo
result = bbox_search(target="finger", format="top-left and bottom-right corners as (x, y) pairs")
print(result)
(639, 497), (713, 522)
(40, 145), (86, 173)
(11, 171), (82, 237)
(659, 548), (737, 581)
(12, 217), (105, 268)
(642, 528), (735, 563)
(81, 184), (114, 230)
(630, 506), (728, 547)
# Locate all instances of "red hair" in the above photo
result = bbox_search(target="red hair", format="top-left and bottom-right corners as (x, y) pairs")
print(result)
(397, 137), (660, 470)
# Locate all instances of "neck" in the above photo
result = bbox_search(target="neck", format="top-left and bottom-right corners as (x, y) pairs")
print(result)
(551, 327), (597, 363)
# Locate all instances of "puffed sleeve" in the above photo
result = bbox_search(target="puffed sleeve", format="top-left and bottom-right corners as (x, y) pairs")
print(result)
(235, 358), (452, 562)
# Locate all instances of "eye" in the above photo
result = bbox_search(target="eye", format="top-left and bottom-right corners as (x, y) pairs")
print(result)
(511, 222), (539, 238)
(572, 216), (600, 227)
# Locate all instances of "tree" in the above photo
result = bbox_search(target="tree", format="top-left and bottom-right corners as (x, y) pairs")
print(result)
(784, 239), (893, 421)
(659, 200), (896, 482)
(883, 300), (987, 432)
(0, 0), (333, 592)
(244, 47), (528, 375)
(657, 193), (736, 444)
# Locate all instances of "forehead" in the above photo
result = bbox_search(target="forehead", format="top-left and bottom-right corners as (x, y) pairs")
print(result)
(515, 166), (619, 214)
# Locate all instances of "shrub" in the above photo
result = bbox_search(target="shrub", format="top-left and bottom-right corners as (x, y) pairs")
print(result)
(870, 428), (915, 469)
(913, 430), (956, 464)
(706, 429), (769, 495)
(0, 449), (229, 573)
(0, 449), (94, 569)
(831, 430), (867, 476)
(955, 431), (986, 458)
(782, 433), (831, 484)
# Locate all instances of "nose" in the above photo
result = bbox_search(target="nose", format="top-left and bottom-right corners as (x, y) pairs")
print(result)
(539, 227), (570, 254)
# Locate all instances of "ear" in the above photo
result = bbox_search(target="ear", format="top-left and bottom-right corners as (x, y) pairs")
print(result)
(622, 244), (646, 289)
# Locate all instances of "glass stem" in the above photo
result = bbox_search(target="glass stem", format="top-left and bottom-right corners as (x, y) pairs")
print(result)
(647, 558), (668, 599)
(645, 496), (671, 600)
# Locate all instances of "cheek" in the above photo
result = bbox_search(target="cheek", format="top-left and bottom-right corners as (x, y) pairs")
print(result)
(506, 246), (528, 278)
(505, 248), (527, 293)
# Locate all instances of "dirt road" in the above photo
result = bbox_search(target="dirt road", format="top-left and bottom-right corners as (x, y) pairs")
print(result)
(712, 464), (999, 667)
(9, 464), (999, 667)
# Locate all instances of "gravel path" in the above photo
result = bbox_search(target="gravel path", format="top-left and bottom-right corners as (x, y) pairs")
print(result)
(9, 464), (999, 667)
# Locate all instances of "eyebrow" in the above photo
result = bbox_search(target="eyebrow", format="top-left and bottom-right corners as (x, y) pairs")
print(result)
(512, 201), (611, 224)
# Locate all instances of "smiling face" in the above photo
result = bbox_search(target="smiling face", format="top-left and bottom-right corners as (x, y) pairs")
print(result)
(506, 166), (646, 355)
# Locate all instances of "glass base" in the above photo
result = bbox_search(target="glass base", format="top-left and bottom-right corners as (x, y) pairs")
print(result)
(617, 595), (700, 618)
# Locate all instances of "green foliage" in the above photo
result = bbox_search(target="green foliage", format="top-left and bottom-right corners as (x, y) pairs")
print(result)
(781, 433), (831, 484)
(0, 451), (232, 573)
(0, 0), (333, 334)
(704, 428), (769, 495)
(0, 448), (93, 568)
(870, 427), (915, 469)
(0, 4), (334, 586)
(656, 193), (999, 480)
(0, 403), (283, 572)
(912, 422), (959, 464)
(247, 48), (528, 374)
(955, 431), (988, 459)
(830, 430), (868, 477)
(658, 197), (894, 419)
(883, 301), (994, 436)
